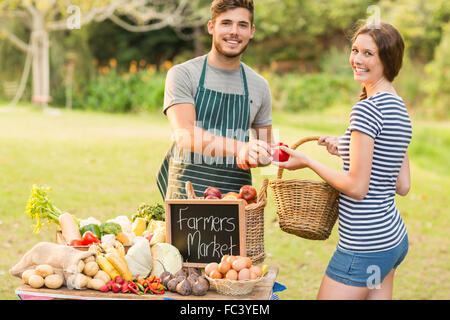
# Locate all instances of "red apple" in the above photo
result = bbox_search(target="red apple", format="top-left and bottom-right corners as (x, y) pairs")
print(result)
(239, 185), (257, 201)
(204, 186), (222, 199)
(205, 195), (220, 200)
(271, 142), (290, 162)
(222, 192), (241, 200)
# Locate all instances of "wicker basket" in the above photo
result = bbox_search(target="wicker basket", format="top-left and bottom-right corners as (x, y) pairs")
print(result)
(185, 179), (268, 265)
(269, 136), (339, 240)
(205, 275), (263, 296)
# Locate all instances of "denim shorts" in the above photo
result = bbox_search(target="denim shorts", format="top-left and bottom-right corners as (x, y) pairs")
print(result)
(325, 234), (409, 288)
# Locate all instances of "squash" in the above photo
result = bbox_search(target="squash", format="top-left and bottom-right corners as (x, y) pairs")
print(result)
(59, 212), (81, 244)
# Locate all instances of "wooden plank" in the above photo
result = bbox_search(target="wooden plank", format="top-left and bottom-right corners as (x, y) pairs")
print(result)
(16, 267), (278, 300)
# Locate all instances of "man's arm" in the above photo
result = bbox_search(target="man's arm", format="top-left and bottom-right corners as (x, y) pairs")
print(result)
(166, 103), (270, 170)
(251, 125), (273, 145)
(166, 103), (244, 158)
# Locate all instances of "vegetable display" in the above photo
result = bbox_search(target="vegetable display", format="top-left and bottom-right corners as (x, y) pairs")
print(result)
(19, 184), (273, 298)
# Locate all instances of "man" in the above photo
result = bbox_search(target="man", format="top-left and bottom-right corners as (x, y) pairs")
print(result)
(157, 0), (272, 200)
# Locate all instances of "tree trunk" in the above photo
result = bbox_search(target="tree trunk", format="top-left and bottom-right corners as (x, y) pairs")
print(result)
(30, 12), (50, 108)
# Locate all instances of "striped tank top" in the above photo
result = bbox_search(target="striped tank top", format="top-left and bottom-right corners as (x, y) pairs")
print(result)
(337, 92), (412, 252)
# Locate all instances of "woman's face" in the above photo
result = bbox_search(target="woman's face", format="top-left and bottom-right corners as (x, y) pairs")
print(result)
(349, 34), (385, 85)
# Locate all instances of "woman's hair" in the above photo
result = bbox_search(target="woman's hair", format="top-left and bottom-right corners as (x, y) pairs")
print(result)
(211, 0), (254, 24)
(352, 22), (405, 100)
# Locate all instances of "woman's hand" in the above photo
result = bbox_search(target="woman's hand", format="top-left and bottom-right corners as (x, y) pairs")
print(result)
(318, 135), (340, 156)
(271, 146), (311, 170)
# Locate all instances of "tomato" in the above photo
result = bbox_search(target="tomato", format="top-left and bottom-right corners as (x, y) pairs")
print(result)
(69, 239), (84, 246)
(81, 231), (100, 245)
(271, 142), (290, 162)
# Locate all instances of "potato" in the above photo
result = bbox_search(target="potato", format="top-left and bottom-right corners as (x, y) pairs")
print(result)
(44, 274), (64, 289)
(73, 273), (89, 289)
(35, 264), (53, 278)
(84, 256), (96, 264)
(28, 275), (44, 289)
(77, 260), (85, 273)
(22, 269), (37, 284)
(87, 278), (105, 291)
(249, 265), (262, 278)
(83, 261), (99, 277)
(94, 270), (111, 283)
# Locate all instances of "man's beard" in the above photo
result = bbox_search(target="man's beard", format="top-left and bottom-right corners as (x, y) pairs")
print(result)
(213, 38), (250, 58)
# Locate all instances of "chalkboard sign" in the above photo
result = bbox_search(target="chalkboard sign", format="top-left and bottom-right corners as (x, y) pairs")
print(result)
(165, 199), (246, 267)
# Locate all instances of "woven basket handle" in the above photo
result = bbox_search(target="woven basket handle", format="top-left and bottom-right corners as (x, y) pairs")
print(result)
(185, 181), (197, 200)
(276, 136), (320, 179)
(185, 178), (268, 204)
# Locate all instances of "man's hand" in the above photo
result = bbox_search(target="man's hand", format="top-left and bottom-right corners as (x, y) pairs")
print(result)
(236, 140), (271, 170)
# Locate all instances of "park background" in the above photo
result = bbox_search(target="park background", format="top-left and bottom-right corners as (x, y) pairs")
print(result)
(0, 0), (448, 299)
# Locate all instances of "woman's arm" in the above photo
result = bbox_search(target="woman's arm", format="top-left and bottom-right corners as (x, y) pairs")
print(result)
(273, 131), (374, 200)
(396, 152), (410, 196)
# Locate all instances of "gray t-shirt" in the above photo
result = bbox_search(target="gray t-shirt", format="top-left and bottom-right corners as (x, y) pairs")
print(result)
(163, 55), (272, 128)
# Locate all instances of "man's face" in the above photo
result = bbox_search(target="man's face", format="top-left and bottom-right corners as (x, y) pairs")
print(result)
(208, 8), (255, 59)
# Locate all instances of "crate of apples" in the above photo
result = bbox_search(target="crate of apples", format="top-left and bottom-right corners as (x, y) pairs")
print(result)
(204, 255), (264, 295)
(204, 185), (258, 206)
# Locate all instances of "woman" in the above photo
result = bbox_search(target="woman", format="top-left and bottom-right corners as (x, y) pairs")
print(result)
(272, 22), (411, 300)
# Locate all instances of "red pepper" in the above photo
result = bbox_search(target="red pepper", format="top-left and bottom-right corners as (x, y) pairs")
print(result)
(128, 282), (139, 295)
(81, 231), (100, 245)
(145, 280), (153, 294)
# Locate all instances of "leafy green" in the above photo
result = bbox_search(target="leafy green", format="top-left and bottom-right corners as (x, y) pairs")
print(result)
(80, 224), (101, 239)
(25, 185), (63, 233)
(99, 222), (122, 236)
(132, 203), (165, 224)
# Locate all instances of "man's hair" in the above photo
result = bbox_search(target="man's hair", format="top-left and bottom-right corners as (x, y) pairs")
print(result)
(210, 0), (254, 24)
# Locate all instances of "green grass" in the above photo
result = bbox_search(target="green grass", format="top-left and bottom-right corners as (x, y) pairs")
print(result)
(0, 105), (448, 300)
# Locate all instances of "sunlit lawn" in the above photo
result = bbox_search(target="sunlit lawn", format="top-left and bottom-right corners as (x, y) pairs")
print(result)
(0, 105), (448, 299)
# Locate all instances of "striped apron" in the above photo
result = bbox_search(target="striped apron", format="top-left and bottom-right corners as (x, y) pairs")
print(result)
(156, 55), (252, 200)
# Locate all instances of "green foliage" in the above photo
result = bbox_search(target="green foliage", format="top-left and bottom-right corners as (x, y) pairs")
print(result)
(72, 67), (165, 113)
(379, 0), (450, 62)
(423, 22), (450, 119)
(132, 203), (165, 223)
(86, 20), (193, 69)
(268, 72), (358, 112)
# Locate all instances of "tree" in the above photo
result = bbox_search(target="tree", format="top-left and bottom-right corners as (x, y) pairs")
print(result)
(0, 0), (209, 108)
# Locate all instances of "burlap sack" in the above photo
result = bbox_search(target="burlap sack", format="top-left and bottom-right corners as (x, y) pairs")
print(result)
(9, 242), (95, 290)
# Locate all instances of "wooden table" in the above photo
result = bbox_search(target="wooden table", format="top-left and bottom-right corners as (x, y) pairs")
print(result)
(16, 267), (278, 300)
